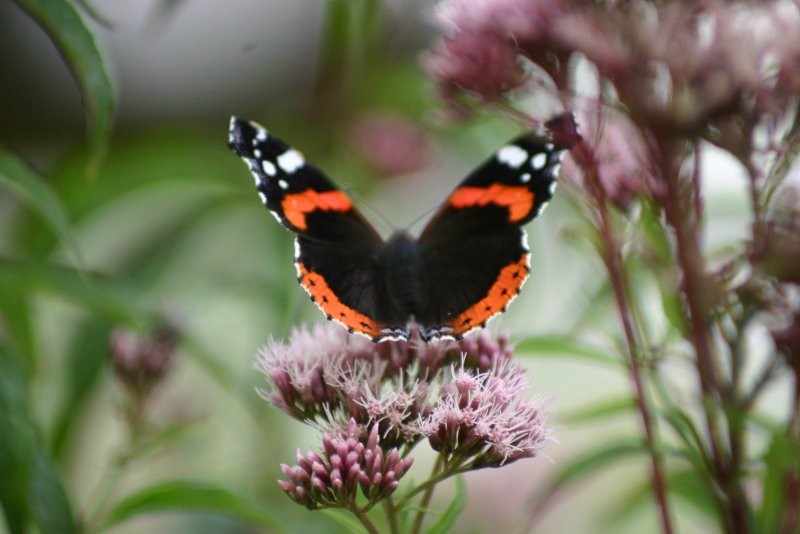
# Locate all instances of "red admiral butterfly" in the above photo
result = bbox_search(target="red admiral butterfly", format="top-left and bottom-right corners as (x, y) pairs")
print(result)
(228, 117), (567, 342)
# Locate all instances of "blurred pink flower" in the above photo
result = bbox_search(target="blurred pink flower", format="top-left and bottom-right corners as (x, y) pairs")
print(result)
(110, 324), (178, 396)
(424, 29), (525, 110)
(349, 114), (430, 176)
(562, 108), (659, 210)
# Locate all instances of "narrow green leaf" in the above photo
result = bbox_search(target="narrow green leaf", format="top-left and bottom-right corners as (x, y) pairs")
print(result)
(51, 319), (112, 460)
(559, 396), (636, 425)
(15, 0), (114, 169)
(0, 344), (75, 534)
(0, 258), (139, 324)
(515, 335), (624, 367)
(603, 468), (718, 529)
(321, 508), (369, 533)
(427, 474), (467, 534)
(529, 439), (647, 516)
(548, 439), (647, 489)
(757, 430), (800, 533)
(99, 480), (285, 532)
(0, 148), (82, 265)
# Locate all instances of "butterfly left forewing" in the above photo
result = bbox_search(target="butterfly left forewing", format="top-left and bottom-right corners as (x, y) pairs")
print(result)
(416, 133), (566, 340)
(228, 117), (408, 341)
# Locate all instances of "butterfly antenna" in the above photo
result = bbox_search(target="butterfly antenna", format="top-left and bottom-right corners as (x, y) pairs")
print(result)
(344, 186), (397, 235)
(402, 203), (440, 235)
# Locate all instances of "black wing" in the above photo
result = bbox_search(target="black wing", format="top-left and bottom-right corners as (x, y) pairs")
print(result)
(228, 117), (407, 340)
(415, 133), (565, 340)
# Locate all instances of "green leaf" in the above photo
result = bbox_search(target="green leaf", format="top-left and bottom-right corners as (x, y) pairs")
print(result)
(15, 0), (114, 169)
(603, 468), (718, 529)
(0, 148), (82, 265)
(50, 319), (112, 460)
(528, 439), (648, 518)
(0, 344), (75, 534)
(427, 474), (467, 534)
(100, 480), (285, 532)
(0, 258), (140, 324)
(322, 508), (368, 533)
(757, 430), (800, 533)
(548, 439), (647, 489)
(559, 396), (636, 426)
(515, 335), (624, 367)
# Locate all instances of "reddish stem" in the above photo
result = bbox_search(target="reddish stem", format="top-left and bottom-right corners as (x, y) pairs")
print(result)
(572, 140), (674, 534)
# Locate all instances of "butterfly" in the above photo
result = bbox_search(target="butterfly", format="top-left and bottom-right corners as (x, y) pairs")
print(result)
(228, 116), (568, 342)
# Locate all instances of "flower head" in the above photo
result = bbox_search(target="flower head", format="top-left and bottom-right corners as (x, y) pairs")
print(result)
(278, 419), (413, 509)
(110, 323), (178, 396)
(421, 359), (550, 468)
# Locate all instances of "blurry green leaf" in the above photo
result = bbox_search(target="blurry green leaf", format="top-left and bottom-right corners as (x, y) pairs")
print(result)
(638, 200), (672, 264)
(322, 509), (368, 533)
(0, 148), (82, 265)
(757, 430), (800, 533)
(100, 480), (285, 532)
(559, 396), (636, 426)
(0, 259), (140, 324)
(0, 344), (75, 534)
(547, 439), (647, 489)
(528, 439), (647, 519)
(51, 319), (112, 460)
(0, 292), (35, 367)
(427, 474), (466, 534)
(515, 335), (624, 367)
(15, 0), (114, 170)
(29, 451), (76, 534)
(603, 468), (718, 530)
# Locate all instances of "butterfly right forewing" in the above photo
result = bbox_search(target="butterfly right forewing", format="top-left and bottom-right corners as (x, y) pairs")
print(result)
(415, 133), (566, 340)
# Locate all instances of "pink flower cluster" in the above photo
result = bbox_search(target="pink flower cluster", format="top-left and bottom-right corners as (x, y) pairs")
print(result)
(279, 419), (414, 509)
(259, 323), (549, 507)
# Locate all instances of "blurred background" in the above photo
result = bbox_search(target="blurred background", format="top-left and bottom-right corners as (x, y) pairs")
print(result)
(0, 1), (768, 532)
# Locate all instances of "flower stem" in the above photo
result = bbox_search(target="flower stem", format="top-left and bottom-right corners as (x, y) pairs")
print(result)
(572, 140), (674, 534)
(348, 504), (380, 534)
(657, 140), (750, 533)
(411, 456), (444, 534)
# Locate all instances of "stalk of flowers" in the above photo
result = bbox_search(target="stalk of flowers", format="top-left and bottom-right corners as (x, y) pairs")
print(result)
(257, 323), (548, 531)
(425, 0), (800, 533)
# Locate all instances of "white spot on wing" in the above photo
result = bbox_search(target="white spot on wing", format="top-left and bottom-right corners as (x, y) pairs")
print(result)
(258, 191), (268, 204)
(531, 152), (547, 170)
(255, 127), (268, 142)
(545, 143), (554, 151)
(261, 160), (277, 176)
(278, 179), (289, 190)
(253, 149), (261, 158)
(277, 149), (305, 174)
(294, 238), (302, 261)
(497, 145), (528, 168)
(520, 173), (531, 183)
(549, 181), (558, 194)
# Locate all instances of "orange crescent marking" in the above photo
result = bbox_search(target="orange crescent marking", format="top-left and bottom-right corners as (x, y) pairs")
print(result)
(449, 184), (534, 222)
(445, 255), (530, 336)
(282, 190), (353, 230)
(296, 263), (385, 339)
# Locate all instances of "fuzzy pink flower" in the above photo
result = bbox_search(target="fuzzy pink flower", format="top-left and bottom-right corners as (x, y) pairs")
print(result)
(421, 360), (550, 468)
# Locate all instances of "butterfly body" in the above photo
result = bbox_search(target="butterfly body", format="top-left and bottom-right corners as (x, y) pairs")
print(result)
(228, 117), (566, 342)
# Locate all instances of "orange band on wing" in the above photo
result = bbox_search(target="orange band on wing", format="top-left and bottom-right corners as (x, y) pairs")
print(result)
(446, 255), (530, 335)
(449, 184), (534, 222)
(296, 263), (384, 338)
(282, 190), (353, 230)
